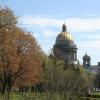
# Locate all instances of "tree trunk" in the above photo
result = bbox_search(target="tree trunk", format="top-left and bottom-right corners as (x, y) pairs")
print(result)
(2, 82), (7, 95)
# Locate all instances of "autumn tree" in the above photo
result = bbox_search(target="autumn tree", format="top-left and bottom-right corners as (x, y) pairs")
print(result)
(0, 7), (43, 95)
(0, 7), (17, 29)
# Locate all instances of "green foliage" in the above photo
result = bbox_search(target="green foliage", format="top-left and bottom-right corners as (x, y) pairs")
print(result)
(42, 57), (94, 98)
(0, 93), (84, 100)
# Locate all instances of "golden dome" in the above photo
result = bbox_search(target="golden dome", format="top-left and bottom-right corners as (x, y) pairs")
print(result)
(56, 32), (74, 42)
(56, 23), (74, 42)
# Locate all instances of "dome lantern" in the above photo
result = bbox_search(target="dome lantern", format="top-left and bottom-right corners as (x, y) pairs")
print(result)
(62, 23), (67, 32)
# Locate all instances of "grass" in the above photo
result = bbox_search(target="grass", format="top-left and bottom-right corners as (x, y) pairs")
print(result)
(91, 91), (100, 95)
(0, 92), (100, 100)
(0, 93), (81, 100)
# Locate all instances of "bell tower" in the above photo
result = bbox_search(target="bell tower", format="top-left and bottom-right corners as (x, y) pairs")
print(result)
(83, 52), (91, 67)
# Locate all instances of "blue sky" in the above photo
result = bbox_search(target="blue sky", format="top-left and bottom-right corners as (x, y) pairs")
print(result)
(1, 0), (100, 65)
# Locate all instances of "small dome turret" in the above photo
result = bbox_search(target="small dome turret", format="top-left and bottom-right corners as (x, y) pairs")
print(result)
(83, 52), (91, 67)
(83, 52), (91, 60)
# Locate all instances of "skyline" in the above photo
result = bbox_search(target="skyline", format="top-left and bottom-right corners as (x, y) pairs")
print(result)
(1, 0), (100, 64)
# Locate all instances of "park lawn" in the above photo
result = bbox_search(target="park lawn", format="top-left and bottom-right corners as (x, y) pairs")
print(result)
(0, 93), (54, 100)
(0, 93), (23, 100)
(0, 92), (100, 100)
(0, 93), (80, 100)
(91, 91), (100, 95)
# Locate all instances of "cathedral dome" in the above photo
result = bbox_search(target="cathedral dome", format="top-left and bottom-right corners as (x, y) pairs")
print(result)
(56, 23), (74, 46)
(56, 31), (74, 42)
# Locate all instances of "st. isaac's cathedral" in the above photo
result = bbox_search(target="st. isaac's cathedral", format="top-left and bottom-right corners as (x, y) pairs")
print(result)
(53, 23), (77, 64)
(53, 23), (100, 74)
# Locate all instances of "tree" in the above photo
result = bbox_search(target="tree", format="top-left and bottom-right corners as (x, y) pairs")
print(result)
(0, 7), (17, 29)
(42, 56), (94, 100)
(0, 7), (43, 95)
(95, 67), (100, 90)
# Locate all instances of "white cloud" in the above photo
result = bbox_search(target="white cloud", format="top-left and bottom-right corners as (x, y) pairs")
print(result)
(67, 18), (100, 32)
(19, 16), (62, 27)
(19, 16), (100, 32)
